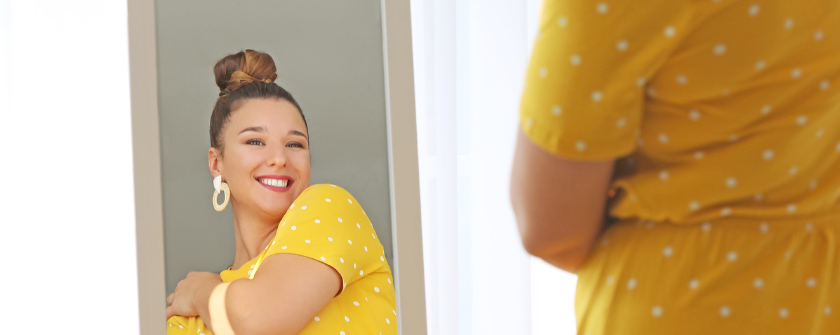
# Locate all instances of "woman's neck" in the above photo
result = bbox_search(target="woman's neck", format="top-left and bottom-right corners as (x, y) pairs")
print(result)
(230, 206), (283, 270)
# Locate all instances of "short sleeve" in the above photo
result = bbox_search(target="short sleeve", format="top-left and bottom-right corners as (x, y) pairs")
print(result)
(262, 184), (386, 294)
(520, 0), (693, 160)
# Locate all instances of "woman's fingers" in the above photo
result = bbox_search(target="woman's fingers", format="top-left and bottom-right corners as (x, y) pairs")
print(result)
(165, 305), (174, 320)
(167, 293), (175, 305)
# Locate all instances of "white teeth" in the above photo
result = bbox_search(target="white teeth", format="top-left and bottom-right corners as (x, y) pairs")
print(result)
(260, 178), (288, 187)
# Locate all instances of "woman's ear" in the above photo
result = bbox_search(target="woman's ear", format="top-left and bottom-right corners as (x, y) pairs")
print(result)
(209, 147), (223, 178)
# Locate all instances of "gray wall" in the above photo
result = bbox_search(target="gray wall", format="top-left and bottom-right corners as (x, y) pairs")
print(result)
(155, 0), (393, 294)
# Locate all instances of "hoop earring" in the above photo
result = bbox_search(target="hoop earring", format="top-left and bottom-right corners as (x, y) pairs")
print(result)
(213, 175), (230, 212)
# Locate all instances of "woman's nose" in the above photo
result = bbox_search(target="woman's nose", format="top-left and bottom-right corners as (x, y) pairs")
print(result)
(266, 146), (288, 167)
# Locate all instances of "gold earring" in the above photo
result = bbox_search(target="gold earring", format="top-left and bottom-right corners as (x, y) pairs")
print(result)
(213, 175), (230, 212)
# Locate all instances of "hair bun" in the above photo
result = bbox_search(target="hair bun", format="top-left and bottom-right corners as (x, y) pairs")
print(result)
(214, 49), (279, 97)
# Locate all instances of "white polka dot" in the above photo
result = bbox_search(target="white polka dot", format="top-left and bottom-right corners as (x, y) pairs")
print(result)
(806, 277), (817, 288)
(659, 170), (670, 181)
(727, 251), (738, 262)
(663, 246), (674, 258)
(305, 239), (311, 243)
(836, 141), (840, 151)
(701, 222), (712, 232)
(538, 67), (547, 78)
(825, 306), (832, 315)
(348, 240), (353, 244)
(570, 54), (581, 66)
(373, 233), (377, 239)
(815, 30), (824, 41)
(386, 318), (391, 324)
(340, 332), (345, 335)
(315, 219), (320, 223)
(352, 301), (359, 306)
(591, 90), (603, 102)
(729, 134), (739, 142)
(816, 129), (825, 138)
(725, 177), (738, 188)
(338, 218), (343, 223)
(694, 151), (704, 160)
(575, 141), (587, 152)
(713, 44), (727, 55)
(345, 316), (350, 322)
(796, 115), (808, 126)
(652, 306), (663, 317)
(616, 118), (627, 128)
(357, 223), (361, 229)
(755, 193), (764, 201)
(270, 241), (275, 246)
(179, 325), (184, 329)
(647, 87), (657, 98)
(792, 68), (802, 79)
(381, 256), (385, 261)
(552, 105), (562, 116)
(616, 39), (629, 51)
(320, 256), (326, 261)
(688, 279), (699, 290)
(779, 308), (789, 319)
(325, 198), (331, 202)
(374, 287), (380, 292)
(762, 149), (775, 160)
(359, 270), (364, 276)
(806, 222), (814, 232)
(388, 278), (391, 284)
(748, 4), (760, 16)
(688, 109), (701, 121)
(290, 204), (295, 208)
(247, 270), (252, 275)
(785, 250), (793, 259)
(789, 166), (799, 175)
(354, 263), (357, 268)
(328, 237), (333, 241)
(786, 204), (797, 213)
(755, 60), (766, 71)
(606, 276), (615, 285)
(753, 278), (765, 289)
(689, 201), (701, 211)
(364, 246), (368, 252)
(760, 222), (769, 233)
(301, 205), (307, 210)
(675, 75), (688, 85)
(314, 316), (320, 321)
(340, 258), (344, 263)
(664, 26), (676, 37)
(820, 79), (830, 90)
(558, 16), (568, 27)
(282, 246), (288, 249)
(784, 18), (794, 29)
(524, 118), (533, 129)
(291, 226), (297, 230)
(635, 77), (646, 87)
(627, 278), (637, 290)
(348, 199), (353, 204)
(251, 264), (255, 269)
(720, 306), (731, 318)
(658, 133), (669, 144)
(596, 2), (609, 14)
(761, 104), (772, 115)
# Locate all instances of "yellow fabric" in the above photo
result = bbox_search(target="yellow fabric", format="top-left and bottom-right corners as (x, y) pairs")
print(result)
(522, 0), (840, 333)
(166, 184), (397, 335)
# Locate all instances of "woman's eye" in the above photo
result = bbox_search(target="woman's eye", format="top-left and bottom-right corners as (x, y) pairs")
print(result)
(247, 139), (264, 146)
(287, 142), (304, 148)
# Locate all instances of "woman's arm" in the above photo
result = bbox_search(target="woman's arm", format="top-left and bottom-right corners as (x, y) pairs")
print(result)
(179, 254), (340, 335)
(510, 129), (615, 273)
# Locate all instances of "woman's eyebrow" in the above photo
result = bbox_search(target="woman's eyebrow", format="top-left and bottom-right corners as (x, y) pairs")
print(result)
(238, 126), (268, 135)
(289, 129), (309, 139)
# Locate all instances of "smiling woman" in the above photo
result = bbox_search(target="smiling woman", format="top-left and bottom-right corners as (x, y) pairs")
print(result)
(164, 50), (397, 335)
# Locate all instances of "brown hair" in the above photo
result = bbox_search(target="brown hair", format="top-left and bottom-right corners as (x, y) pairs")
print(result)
(210, 49), (306, 152)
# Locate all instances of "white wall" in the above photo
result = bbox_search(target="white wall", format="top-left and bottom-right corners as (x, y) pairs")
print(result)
(0, 1), (140, 334)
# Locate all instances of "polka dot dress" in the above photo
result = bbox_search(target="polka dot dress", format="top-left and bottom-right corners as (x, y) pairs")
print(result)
(167, 184), (397, 335)
(522, 1), (840, 334)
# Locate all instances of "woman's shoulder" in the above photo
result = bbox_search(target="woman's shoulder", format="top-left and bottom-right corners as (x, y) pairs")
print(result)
(295, 183), (358, 204)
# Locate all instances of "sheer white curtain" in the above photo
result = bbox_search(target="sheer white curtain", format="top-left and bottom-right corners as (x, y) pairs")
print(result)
(410, 0), (578, 334)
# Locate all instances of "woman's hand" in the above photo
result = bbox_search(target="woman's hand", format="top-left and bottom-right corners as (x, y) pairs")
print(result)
(166, 271), (223, 319)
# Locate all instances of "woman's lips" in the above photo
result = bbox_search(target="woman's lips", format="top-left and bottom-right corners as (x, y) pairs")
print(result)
(256, 175), (294, 192)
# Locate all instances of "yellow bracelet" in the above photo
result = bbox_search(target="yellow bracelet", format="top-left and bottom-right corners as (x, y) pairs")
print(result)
(209, 282), (235, 335)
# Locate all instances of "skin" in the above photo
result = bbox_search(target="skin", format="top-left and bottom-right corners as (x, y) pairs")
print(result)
(165, 99), (342, 335)
(510, 129), (616, 273)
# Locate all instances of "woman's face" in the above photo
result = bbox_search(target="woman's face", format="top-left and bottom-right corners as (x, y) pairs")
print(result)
(210, 98), (311, 220)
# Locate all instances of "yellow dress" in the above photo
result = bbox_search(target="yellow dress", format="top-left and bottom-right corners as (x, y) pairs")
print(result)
(521, 0), (840, 333)
(166, 184), (397, 335)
